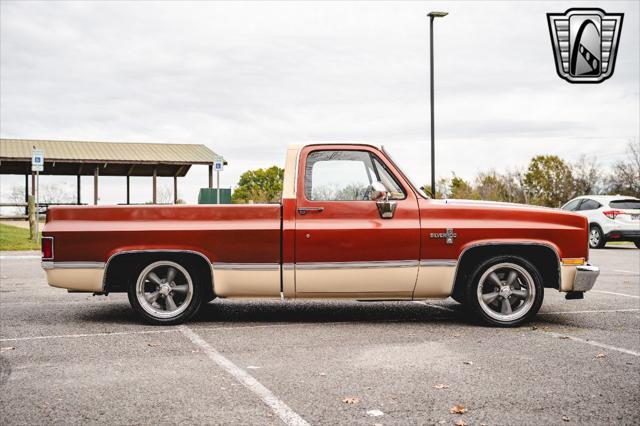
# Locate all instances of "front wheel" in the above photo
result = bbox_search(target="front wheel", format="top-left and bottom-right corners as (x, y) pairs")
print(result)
(464, 256), (544, 327)
(634, 241), (640, 249)
(128, 260), (203, 325)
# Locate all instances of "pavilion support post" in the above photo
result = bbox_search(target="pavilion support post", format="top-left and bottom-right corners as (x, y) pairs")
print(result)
(152, 167), (157, 204)
(76, 175), (81, 205)
(208, 164), (213, 189)
(93, 166), (99, 205)
(126, 176), (130, 205)
(24, 174), (29, 216)
(173, 176), (178, 204)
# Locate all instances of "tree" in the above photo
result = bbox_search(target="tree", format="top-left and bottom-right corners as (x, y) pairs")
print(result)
(571, 155), (602, 196)
(606, 139), (640, 197)
(522, 155), (574, 207)
(232, 166), (284, 204)
(449, 174), (478, 199)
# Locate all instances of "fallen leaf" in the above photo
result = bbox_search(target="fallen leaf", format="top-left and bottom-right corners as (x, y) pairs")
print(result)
(595, 353), (605, 359)
(450, 404), (466, 414)
(342, 397), (360, 404)
(562, 415), (570, 422)
(147, 342), (160, 347)
(463, 361), (473, 365)
(559, 336), (570, 340)
(432, 384), (449, 389)
(366, 409), (384, 417)
(455, 420), (468, 426)
(530, 326), (538, 330)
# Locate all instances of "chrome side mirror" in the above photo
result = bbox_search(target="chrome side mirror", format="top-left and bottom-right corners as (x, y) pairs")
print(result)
(369, 181), (388, 201)
(370, 181), (397, 219)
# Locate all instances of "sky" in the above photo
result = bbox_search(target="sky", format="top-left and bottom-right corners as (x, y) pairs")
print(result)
(1, 1), (638, 205)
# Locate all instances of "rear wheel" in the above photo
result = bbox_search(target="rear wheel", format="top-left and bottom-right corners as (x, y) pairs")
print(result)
(589, 225), (606, 249)
(128, 260), (202, 325)
(634, 241), (640, 249)
(464, 256), (544, 327)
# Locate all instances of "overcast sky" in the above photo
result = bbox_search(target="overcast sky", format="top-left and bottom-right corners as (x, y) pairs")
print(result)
(1, 1), (638, 205)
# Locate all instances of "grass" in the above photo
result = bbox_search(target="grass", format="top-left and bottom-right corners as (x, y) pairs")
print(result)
(0, 223), (41, 251)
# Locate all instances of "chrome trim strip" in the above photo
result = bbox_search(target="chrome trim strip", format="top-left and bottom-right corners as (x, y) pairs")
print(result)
(103, 249), (214, 293)
(295, 260), (418, 270)
(420, 259), (457, 267)
(212, 262), (280, 271)
(42, 261), (105, 270)
(283, 263), (295, 271)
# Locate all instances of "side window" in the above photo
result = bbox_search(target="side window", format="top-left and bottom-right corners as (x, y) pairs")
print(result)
(579, 199), (601, 211)
(562, 199), (581, 211)
(304, 150), (405, 201)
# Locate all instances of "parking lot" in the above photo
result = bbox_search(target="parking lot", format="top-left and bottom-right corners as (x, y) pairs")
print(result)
(0, 247), (638, 425)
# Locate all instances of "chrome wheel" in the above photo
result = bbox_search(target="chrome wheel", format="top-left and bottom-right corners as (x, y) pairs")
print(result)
(136, 261), (193, 319)
(589, 228), (601, 248)
(476, 262), (536, 322)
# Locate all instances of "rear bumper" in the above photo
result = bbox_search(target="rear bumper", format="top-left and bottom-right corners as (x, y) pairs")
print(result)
(42, 261), (105, 292)
(604, 229), (640, 241)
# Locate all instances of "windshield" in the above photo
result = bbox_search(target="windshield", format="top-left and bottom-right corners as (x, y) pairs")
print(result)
(382, 146), (430, 199)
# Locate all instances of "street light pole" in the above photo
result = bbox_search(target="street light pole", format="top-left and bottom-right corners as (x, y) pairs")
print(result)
(427, 11), (447, 199)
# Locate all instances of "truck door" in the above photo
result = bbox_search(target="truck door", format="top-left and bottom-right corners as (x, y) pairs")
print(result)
(294, 146), (421, 297)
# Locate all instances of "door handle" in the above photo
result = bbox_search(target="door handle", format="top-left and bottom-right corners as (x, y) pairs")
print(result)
(297, 207), (324, 215)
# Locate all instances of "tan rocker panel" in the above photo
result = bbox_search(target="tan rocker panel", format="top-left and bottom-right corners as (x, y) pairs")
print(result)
(413, 261), (457, 298)
(212, 264), (281, 298)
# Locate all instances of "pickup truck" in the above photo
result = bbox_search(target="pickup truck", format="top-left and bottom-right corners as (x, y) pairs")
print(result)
(41, 143), (600, 326)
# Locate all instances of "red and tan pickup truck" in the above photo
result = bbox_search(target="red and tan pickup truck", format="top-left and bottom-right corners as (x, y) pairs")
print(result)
(41, 143), (600, 326)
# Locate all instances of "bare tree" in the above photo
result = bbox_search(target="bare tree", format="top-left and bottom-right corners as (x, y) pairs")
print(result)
(571, 155), (602, 196)
(156, 185), (174, 204)
(607, 139), (640, 197)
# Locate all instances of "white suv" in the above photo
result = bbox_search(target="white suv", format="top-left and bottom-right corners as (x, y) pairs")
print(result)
(561, 195), (640, 249)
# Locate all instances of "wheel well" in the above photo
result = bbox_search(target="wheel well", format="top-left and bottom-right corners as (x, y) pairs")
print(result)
(104, 251), (214, 300)
(451, 244), (560, 299)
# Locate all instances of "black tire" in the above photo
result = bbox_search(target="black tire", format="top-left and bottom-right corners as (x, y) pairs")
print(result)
(634, 241), (640, 249)
(127, 259), (203, 325)
(589, 225), (606, 249)
(463, 255), (544, 327)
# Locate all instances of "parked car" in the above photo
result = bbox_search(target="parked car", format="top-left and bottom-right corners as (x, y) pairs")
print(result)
(41, 143), (599, 327)
(561, 195), (640, 249)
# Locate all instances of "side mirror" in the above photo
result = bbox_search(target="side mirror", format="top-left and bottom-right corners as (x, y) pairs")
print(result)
(369, 181), (388, 201)
(370, 181), (397, 219)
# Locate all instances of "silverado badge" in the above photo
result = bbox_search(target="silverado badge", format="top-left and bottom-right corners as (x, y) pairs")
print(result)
(430, 228), (457, 245)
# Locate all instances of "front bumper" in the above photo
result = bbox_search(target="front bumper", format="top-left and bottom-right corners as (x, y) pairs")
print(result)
(560, 263), (600, 292)
(572, 264), (600, 292)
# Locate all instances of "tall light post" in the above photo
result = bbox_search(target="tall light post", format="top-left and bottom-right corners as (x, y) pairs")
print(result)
(428, 11), (447, 198)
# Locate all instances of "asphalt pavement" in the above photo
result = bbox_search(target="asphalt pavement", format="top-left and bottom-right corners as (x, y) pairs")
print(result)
(1, 247), (639, 425)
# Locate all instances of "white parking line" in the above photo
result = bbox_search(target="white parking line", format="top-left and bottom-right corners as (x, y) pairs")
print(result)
(0, 255), (41, 260)
(592, 290), (640, 299)
(0, 328), (177, 342)
(539, 308), (640, 315)
(613, 269), (639, 275)
(546, 331), (640, 357)
(179, 325), (309, 426)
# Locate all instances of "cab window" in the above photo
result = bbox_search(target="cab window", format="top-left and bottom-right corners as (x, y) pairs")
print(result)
(304, 150), (405, 201)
